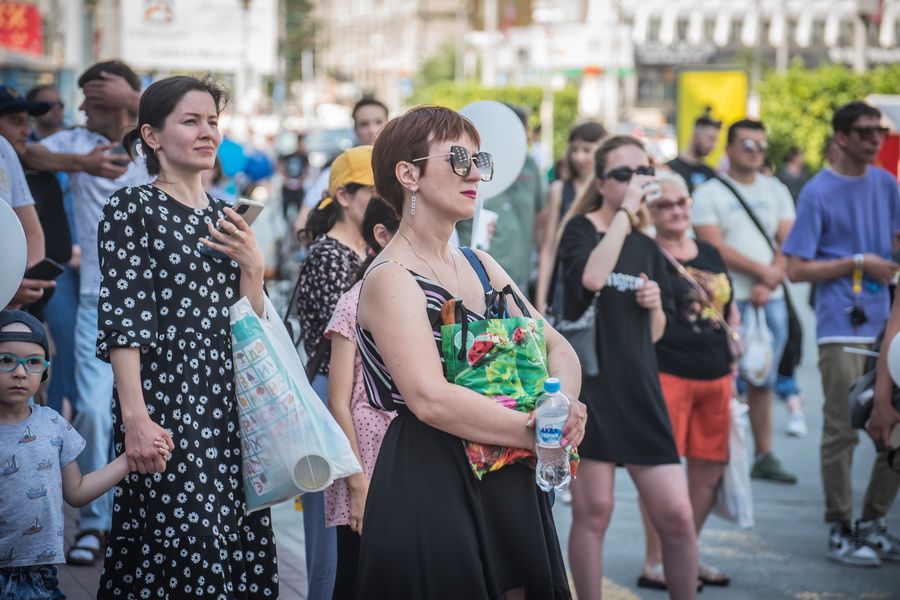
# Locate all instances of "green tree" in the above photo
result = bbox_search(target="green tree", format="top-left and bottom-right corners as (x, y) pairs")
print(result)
(416, 44), (458, 89)
(758, 62), (900, 170)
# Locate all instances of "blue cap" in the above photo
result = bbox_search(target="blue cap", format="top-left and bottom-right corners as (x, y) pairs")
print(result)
(0, 85), (50, 117)
(543, 377), (561, 393)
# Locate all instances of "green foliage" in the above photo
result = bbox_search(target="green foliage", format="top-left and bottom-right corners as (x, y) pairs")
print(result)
(410, 82), (580, 159)
(758, 62), (900, 170)
(416, 44), (458, 89)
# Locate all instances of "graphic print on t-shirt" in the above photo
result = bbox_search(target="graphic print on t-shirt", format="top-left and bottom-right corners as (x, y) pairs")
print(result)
(682, 266), (731, 334)
(605, 272), (645, 292)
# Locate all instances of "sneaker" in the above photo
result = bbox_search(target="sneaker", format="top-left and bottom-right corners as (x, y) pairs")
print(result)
(786, 411), (808, 437)
(751, 452), (798, 484)
(857, 518), (900, 561)
(828, 523), (881, 567)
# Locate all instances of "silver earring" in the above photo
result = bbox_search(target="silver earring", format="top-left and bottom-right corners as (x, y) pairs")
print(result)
(410, 189), (417, 216)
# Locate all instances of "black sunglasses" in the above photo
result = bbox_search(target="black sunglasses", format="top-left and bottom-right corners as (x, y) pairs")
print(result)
(412, 146), (494, 182)
(741, 138), (768, 153)
(603, 165), (655, 182)
(849, 126), (889, 139)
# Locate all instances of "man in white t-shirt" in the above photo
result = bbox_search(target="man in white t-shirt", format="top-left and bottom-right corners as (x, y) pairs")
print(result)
(0, 85), (56, 307)
(692, 118), (798, 484)
(24, 60), (149, 566)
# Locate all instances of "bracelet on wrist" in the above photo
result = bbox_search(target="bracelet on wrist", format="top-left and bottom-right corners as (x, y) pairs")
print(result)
(853, 253), (864, 269)
(617, 206), (639, 229)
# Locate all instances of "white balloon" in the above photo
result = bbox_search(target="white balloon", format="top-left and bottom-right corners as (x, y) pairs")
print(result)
(459, 101), (528, 201)
(887, 333), (900, 388)
(0, 199), (26, 309)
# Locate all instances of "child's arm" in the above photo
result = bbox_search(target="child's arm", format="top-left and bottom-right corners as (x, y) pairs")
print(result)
(62, 440), (171, 507)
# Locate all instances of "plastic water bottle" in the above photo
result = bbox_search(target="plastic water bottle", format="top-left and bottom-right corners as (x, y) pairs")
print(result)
(535, 378), (571, 492)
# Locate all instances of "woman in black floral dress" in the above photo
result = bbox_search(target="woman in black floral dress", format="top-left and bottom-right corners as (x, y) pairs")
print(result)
(294, 145), (373, 599)
(96, 76), (278, 598)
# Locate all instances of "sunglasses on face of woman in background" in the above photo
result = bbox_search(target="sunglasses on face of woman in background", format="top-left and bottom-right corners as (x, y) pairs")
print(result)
(412, 146), (494, 182)
(650, 196), (692, 212)
(603, 165), (655, 182)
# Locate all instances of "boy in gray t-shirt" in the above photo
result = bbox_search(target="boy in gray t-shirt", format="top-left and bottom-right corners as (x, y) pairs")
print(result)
(0, 310), (171, 598)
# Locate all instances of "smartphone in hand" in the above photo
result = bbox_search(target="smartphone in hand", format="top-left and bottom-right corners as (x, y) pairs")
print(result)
(23, 258), (64, 281)
(198, 198), (265, 259)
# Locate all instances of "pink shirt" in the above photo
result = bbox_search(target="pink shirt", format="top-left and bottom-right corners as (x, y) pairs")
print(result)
(324, 281), (395, 527)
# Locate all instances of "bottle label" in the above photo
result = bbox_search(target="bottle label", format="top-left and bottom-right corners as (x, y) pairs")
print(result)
(536, 415), (567, 448)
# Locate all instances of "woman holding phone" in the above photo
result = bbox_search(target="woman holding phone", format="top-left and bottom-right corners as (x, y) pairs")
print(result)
(558, 136), (699, 600)
(95, 75), (277, 598)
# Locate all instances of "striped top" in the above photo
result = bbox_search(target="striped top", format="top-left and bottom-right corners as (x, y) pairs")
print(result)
(357, 263), (491, 411)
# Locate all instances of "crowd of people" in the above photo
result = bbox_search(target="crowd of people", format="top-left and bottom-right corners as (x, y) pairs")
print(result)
(1, 56), (899, 600)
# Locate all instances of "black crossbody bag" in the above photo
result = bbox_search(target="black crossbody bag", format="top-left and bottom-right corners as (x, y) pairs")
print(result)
(714, 176), (803, 374)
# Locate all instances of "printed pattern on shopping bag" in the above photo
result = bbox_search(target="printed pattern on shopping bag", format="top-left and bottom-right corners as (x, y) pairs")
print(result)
(232, 320), (305, 503)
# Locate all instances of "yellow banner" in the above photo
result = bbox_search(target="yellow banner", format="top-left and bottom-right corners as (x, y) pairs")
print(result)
(676, 69), (749, 168)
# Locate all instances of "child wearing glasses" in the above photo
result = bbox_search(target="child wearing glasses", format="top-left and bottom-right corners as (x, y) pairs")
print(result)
(0, 310), (170, 599)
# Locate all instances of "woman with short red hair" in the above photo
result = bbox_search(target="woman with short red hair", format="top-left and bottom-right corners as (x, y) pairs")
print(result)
(355, 105), (585, 598)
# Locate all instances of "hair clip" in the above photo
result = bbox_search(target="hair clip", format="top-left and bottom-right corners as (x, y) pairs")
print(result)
(318, 196), (334, 209)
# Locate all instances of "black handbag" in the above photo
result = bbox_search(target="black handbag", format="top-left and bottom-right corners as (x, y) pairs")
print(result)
(545, 255), (600, 377)
(715, 176), (803, 374)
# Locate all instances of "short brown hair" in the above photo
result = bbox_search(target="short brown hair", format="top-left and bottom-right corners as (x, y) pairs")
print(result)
(372, 105), (480, 214)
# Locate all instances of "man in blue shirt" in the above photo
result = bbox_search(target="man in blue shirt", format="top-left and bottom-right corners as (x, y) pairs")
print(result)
(784, 101), (900, 567)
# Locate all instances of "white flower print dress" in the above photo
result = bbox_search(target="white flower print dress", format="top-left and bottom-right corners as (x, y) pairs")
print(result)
(95, 185), (278, 599)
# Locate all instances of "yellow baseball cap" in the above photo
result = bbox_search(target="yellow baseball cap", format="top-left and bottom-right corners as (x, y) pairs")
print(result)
(328, 144), (374, 195)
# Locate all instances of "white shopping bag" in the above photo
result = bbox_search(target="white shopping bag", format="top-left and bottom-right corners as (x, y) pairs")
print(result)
(713, 398), (754, 528)
(740, 306), (774, 387)
(230, 296), (362, 513)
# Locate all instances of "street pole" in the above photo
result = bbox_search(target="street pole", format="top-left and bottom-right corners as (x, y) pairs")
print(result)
(852, 14), (868, 74)
(481, 0), (498, 87)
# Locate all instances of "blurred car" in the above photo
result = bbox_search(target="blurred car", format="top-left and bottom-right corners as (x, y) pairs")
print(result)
(305, 127), (355, 169)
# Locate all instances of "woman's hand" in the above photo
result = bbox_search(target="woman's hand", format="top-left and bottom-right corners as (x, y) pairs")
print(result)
(635, 274), (662, 311)
(200, 207), (265, 275)
(347, 473), (369, 535)
(124, 416), (174, 474)
(561, 399), (588, 448)
(622, 174), (655, 213)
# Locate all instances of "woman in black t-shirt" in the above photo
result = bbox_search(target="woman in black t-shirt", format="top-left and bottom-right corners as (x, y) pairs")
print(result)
(558, 137), (699, 600)
(640, 171), (737, 588)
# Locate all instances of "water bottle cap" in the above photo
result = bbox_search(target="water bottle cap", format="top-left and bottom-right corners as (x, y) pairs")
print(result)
(543, 378), (561, 393)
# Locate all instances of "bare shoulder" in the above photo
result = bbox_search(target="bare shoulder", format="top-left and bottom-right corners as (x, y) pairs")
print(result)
(548, 179), (563, 200)
(358, 260), (424, 323)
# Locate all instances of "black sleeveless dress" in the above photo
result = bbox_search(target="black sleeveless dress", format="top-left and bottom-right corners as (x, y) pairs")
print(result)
(354, 266), (571, 600)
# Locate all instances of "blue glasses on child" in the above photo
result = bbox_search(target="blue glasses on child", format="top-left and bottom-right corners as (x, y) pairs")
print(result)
(0, 353), (50, 374)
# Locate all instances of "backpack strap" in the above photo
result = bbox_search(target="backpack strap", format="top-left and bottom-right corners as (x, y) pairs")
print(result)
(460, 247), (491, 296)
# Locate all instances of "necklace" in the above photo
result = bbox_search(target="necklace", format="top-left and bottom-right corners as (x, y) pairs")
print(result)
(398, 230), (461, 296)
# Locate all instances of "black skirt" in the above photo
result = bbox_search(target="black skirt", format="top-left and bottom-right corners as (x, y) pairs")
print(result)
(356, 408), (571, 599)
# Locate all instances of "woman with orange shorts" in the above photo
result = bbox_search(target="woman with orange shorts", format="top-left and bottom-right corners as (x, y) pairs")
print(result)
(640, 171), (739, 589)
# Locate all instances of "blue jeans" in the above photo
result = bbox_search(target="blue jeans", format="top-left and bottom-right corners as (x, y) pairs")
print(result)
(304, 373), (337, 600)
(775, 373), (802, 401)
(737, 298), (788, 393)
(44, 266), (79, 414)
(71, 294), (114, 532)
(0, 565), (58, 600)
